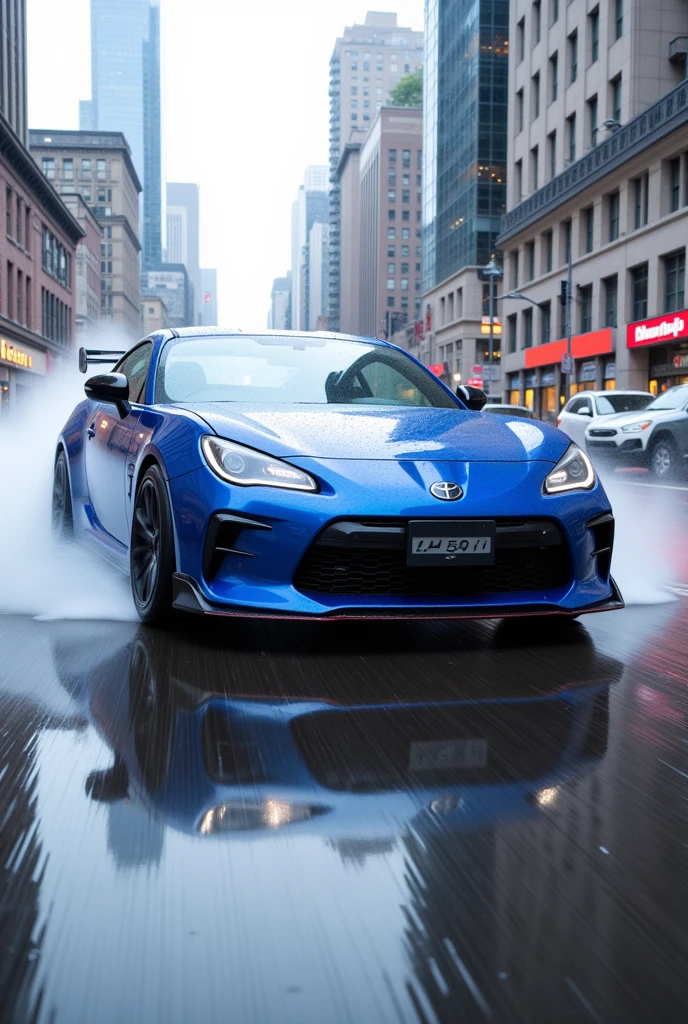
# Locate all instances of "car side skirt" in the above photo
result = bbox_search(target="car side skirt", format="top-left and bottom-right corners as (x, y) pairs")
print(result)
(171, 572), (625, 621)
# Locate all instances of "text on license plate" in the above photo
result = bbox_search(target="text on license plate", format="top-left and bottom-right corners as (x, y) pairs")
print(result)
(411, 536), (493, 556)
(409, 738), (489, 772)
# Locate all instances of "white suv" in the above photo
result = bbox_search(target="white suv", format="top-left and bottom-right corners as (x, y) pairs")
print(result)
(585, 385), (688, 479)
(557, 391), (653, 448)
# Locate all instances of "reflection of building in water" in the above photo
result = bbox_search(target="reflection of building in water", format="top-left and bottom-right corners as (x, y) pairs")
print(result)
(106, 801), (164, 872)
(326, 837), (397, 867)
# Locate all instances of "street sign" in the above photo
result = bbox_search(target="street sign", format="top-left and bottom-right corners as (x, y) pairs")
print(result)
(561, 353), (573, 374)
(472, 364), (483, 376)
(482, 366), (501, 382)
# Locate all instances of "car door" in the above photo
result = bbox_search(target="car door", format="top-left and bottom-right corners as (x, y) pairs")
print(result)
(83, 342), (153, 544)
(560, 397), (592, 446)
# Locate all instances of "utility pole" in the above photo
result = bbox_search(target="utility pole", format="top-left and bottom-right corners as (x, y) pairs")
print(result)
(480, 259), (503, 398)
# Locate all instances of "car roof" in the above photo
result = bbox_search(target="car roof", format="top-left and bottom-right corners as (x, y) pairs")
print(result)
(170, 326), (386, 346)
(568, 389), (652, 398)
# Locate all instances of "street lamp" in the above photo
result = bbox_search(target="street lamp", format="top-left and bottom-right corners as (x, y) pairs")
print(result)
(479, 258), (503, 397)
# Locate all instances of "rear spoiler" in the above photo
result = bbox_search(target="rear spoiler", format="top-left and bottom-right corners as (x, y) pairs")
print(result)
(78, 347), (126, 374)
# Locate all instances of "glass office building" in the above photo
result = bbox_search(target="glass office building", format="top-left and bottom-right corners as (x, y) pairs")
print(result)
(423, 0), (508, 291)
(86, 0), (161, 268)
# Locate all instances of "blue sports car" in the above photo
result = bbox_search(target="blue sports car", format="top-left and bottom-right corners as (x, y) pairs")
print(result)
(53, 328), (623, 625)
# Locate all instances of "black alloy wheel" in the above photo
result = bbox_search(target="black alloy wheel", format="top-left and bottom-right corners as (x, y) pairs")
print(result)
(129, 634), (174, 792)
(649, 438), (677, 480)
(130, 464), (175, 624)
(52, 450), (73, 540)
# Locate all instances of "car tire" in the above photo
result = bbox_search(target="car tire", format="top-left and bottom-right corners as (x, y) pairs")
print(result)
(649, 437), (678, 481)
(52, 449), (73, 540)
(130, 464), (176, 625)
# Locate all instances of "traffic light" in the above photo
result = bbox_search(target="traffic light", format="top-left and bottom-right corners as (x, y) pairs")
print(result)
(560, 280), (569, 306)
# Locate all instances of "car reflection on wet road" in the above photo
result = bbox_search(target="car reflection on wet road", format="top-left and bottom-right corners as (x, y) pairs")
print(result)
(1, 604), (688, 1024)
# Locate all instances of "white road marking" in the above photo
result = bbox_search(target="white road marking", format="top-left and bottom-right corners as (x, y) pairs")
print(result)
(612, 480), (688, 492)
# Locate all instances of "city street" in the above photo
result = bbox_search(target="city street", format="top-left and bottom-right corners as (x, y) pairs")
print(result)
(1, 483), (687, 1024)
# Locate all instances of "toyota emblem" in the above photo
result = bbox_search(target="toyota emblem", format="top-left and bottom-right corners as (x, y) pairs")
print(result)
(429, 481), (463, 501)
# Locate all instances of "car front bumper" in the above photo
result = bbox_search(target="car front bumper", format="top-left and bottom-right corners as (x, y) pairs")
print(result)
(167, 458), (623, 619)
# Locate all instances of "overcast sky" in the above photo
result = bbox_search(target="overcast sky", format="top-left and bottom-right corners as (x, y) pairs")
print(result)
(27, 0), (424, 328)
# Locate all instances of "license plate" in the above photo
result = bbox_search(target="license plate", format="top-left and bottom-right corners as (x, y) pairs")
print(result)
(409, 738), (488, 772)
(407, 520), (496, 566)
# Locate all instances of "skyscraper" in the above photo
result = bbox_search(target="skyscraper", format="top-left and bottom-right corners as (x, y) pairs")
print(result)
(0, 0), (28, 144)
(166, 183), (201, 325)
(269, 274), (292, 330)
(290, 167), (328, 331)
(329, 13), (423, 330)
(84, 0), (161, 269)
(422, 0), (508, 291)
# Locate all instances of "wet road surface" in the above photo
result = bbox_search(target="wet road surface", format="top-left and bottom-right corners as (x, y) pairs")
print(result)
(2, 590), (688, 1022)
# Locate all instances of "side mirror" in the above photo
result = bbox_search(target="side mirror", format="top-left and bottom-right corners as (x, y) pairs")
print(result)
(84, 372), (131, 419)
(456, 384), (487, 411)
(579, 407), (592, 417)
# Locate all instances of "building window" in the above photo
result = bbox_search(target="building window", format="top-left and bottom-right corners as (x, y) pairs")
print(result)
(523, 308), (533, 348)
(567, 114), (576, 163)
(548, 131), (556, 180)
(670, 158), (681, 212)
(551, 0), (559, 24)
(401, 262), (409, 274)
(388, 227), (396, 239)
(42, 226), (71, 287)
(611, 75), (622, 124)
(387, 245), (395, 257)
(96, 159), (107, 181)
(630, 263), (648, 321)
(402, 150), (411, 167)
(401, 279), (409, 291)
(389, 149), (397, 163)
(544, 230), (553, 273)
(515, 159), (523, 202)
(532, 72), (540, 120)
(80, 158), (91, 179)
(549, 52), (558, 102)
(402, 210), (410, 221)
(402, 228), (410, 239)
(63, 158), (74, 181)
(584, 206), (594, 253)
(508, 313), (517, 354)
(388, 168), (396, 185)
(531, 146), (539, 191)
(512, 250), (520, 289)
(579, 285), (593, 333)
(387, 279), (395, 291)
(533, 1), (541, 44)
(633, 177), (643, 228)
(388, 189), (396, 202)
(517, 17), (525, 63)
(664, 250), (685, 312)
(590, 7), (599, 64)
(615, 0), (623, 40)
(42, 158), (55, 180)
(588, 95), (598, 147)
(568, 31), (578, 84)
(516, 89), (524, 133)
(5, 186), (11, 237)
(563, 219), (572, 264)
(526, 241), (535, 281)
(540, 301), (551, 345)
(603, 275), (618, 327)
(388, 210), (395, 221)
(15, 196), (21, 245)
(387, 263), (396, 275)
(608, 191), (620, 242)
(402, 189), (410, 203)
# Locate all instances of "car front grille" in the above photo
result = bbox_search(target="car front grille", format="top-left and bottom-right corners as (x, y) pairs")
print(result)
(588, 429), (617, 438)
(293, 518), (570, 598)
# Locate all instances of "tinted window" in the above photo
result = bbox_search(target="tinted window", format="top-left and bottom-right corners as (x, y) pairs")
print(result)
(156, 335), (458, 408)
(484, 405), (532, 418)
(116, 342), (153, 403)
(595, 394), (651, 415)
(566, 398), (585, 414)
(647, 386), (688, 411)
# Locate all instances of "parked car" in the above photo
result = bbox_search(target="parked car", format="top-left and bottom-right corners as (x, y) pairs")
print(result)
(585, 384), (688, 479)
(483, 404), (534, 419)
(557, 390), (653, 448)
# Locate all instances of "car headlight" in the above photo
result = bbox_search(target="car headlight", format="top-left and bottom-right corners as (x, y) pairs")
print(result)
(620, 420), (652, 433)
(201, 436), (318, 491)
(544, 444), (595, 494)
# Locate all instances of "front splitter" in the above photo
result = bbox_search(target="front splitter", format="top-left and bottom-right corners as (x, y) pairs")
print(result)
(171, 573), (625, 622)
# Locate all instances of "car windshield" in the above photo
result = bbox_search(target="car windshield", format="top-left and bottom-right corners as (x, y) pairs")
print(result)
(156, 335), (458, 408)
(595, 394), (652, 415)
(485, 405), (532, 418)
(646, 386), (688, 411)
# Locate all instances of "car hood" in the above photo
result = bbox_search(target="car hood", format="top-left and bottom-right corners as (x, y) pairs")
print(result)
(585, 408), (675, 430)
(186, 403), (570, 462)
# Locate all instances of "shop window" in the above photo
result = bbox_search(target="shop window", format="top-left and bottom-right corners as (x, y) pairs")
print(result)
(664, 250), (685, 313)
(630, 263), (648, 321)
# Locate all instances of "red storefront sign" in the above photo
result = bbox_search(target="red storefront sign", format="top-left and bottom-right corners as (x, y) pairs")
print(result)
(524, 328), (614, 369)
(428, 361), (446, 376)
(626, 310), (688, 348)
